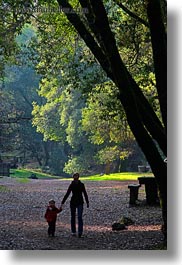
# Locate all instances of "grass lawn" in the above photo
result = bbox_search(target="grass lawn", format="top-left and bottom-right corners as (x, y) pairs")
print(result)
(10, 168), (60, 179)
(10, 169), (153, 182)
(61, 172), (154, 182)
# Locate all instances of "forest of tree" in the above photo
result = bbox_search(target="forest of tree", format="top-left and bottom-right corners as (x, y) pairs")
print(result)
(0, 0), (167, 236)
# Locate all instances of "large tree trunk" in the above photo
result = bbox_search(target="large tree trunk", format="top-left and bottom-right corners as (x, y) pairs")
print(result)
(119, 90), (167, 240)
(146, 0), (167, 239)
(146, 0), (167, 130)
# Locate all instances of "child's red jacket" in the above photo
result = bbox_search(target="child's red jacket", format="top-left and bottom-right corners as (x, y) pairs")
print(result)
(44, 206), (62, 223)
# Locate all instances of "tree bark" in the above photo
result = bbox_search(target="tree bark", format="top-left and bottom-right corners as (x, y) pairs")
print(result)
(146, 0), (167, 130)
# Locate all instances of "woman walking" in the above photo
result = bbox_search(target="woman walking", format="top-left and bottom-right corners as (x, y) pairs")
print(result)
(61, 173), (89, 238)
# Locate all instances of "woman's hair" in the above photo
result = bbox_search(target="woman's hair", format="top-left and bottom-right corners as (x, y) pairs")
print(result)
(73, 173), (79, 178)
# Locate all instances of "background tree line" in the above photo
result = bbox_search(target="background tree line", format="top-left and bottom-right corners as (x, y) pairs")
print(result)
(1, 23), (145, 175)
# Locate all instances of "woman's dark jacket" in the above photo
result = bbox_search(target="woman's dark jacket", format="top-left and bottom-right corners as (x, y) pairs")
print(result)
(61, 180), (89, 206)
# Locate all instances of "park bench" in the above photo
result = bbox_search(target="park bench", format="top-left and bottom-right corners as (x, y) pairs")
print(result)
(128, 184), (141, 205)
(138, 176), (159, 205)
(128, 176), (160, 205)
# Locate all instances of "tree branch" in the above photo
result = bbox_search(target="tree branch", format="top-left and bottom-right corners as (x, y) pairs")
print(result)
(57, 0), (113, 78)
(113, 0), (149, 28)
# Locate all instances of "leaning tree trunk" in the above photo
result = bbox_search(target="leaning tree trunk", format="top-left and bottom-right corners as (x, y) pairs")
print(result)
(107, 40), (167, 239)
(121, 98), (167, 239)
(146, 0), (167, 130)
(146, 0), (167, 239)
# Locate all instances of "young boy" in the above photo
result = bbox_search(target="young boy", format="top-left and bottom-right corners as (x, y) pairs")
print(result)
(44, 199), (62, 237)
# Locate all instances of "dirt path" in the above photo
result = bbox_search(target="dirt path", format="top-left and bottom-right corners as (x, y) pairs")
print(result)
(0, 177), (165, 250)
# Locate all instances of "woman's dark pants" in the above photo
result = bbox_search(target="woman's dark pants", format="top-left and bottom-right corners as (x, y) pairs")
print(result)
(70, 204), (83, 236)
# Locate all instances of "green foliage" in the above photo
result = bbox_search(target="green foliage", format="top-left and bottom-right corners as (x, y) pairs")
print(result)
(5, 64), (40, 110)
(16, 23), (37, 50)
(96, 146), (129, 165)
(31, 29), (110, 174)
(0, 90), (18, 152)
(32, 101), (64, 142)
(63, 157), (86, 175)
(0, 1), (36, 74)
(82, 81), (133, 145)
